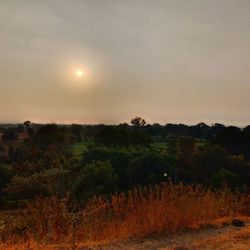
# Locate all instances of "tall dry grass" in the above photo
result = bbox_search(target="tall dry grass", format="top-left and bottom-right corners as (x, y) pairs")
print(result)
(0, 182), (249, 249)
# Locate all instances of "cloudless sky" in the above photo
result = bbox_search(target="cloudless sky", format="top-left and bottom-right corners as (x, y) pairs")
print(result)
(0, 0), (249, 125)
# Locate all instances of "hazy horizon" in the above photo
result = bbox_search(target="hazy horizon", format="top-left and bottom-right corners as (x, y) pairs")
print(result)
(0, 120), (248, 128)
(0, 0), (250, 126)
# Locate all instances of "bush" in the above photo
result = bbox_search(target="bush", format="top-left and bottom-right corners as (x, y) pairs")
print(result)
(0, 165), (12, 191)
(211, 169), (242, 190)
(128, 152), (173, 186)
(4, 168), (70, 199)
(192, 145), (228, 183)
(82, 147), (133, 190)
(72, 160), (118, 201)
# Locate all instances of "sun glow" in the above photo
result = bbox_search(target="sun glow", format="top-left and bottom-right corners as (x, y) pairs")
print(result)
(71, 67), (90, 84)
(58, 61), (96, 90)
(75, 69), (84, 77)
(74, 69), (85, 77)
(63, 65), (94, 90)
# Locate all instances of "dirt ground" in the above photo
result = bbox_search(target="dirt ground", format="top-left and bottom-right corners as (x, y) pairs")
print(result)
(90, 218), (250, 250)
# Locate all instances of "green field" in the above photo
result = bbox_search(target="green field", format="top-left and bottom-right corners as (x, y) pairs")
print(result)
(71, 139), (207, 157)
(71, 141), (91, 157)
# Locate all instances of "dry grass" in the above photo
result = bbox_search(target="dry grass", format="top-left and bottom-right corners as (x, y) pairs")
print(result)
(0, 182), (249, 249)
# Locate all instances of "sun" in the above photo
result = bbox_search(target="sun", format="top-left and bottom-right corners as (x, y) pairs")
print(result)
(68, 66), (91, 86)
(75, 69), (83, 77)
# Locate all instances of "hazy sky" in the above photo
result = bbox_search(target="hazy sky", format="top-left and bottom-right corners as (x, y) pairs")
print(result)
(0, 0), (250, 125)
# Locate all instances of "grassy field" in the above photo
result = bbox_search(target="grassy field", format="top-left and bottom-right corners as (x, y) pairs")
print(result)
(71, 141), (90, 157)
(71, 141), (170, 158)
(71, 139), (207, 157)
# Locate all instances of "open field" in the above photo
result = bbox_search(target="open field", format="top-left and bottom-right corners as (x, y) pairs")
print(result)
(71, 141), (91, 157)
(71, 139), (207, 157)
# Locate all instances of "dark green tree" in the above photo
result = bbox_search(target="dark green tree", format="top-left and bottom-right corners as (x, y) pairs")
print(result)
(72, 160), (118, 201)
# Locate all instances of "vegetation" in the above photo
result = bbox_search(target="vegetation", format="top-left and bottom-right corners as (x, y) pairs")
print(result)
(0, 183), (249, 249)
(0, 118), (250, 248)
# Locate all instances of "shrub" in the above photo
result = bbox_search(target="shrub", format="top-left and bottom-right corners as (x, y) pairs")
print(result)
(128, 152), (172, 185)
(81, 147), (133, 190)
(72, 160), (118, 201)
(4, 168), (70, 199)
(211, 169), (241, 190)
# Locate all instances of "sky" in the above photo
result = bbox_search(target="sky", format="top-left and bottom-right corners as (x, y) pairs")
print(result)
(0, 0), (250, 125)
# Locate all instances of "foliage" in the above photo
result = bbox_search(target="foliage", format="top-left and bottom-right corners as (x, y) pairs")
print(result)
(211, 169), (241, 190)
(4, 168), (70, 199)
(131, 116), (146, 127)
(192, 145), (228, 183)
(33, 124), (65, 146)
(94, 125), (131, 146)
(81, 147), (134, 190)
(0, 165), (13, 207)
(8, 143), (75, 177)
(72, 160), (118, 201)
(128, 152), (173, 185)
(0, 165), (12, 191)
(0, 119), (250, 206)
(70, 124), (83, 142)
(93, 124), (152, 147)
(1, 129), (18, 141)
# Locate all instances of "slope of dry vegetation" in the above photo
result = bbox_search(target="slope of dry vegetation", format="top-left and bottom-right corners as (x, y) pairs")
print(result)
(0, 183), (249, 249)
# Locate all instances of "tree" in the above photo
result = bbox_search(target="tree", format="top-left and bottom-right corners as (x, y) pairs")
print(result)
(1, 128), (18, 141)
(211, 169), (241, 190)
(24, 121), (31, 127)
(130, 117), (152, 147)
(131, 116), (146, 128)
(178, 137), (195, 164)
(94, 125), (130, 146)
(4, 168), (70, 199)
(34, 124), (64, 146)
(227, 155), (250, 187)
(24, 120), (32, 135)
(189, 122), (209, 138)
(71, 124), (83, 142)
(242, 126), (250, 160)
(0, 165), (12, 191)
(175, 137), (196, 182)
(16, 124), (24, 133)
(82, 147), (132, 190)
(213, 126), (242, 155)
(208, 123), (225, 138)
(0, 164), (13, 207)
(8, 142), (75, 176)
(128, 152), (172, 186)
(72, 161), (118, 201)
(192, 145), (228, 183)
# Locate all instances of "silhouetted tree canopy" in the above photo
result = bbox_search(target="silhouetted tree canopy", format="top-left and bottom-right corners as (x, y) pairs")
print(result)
(131, 116), (146, 127)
